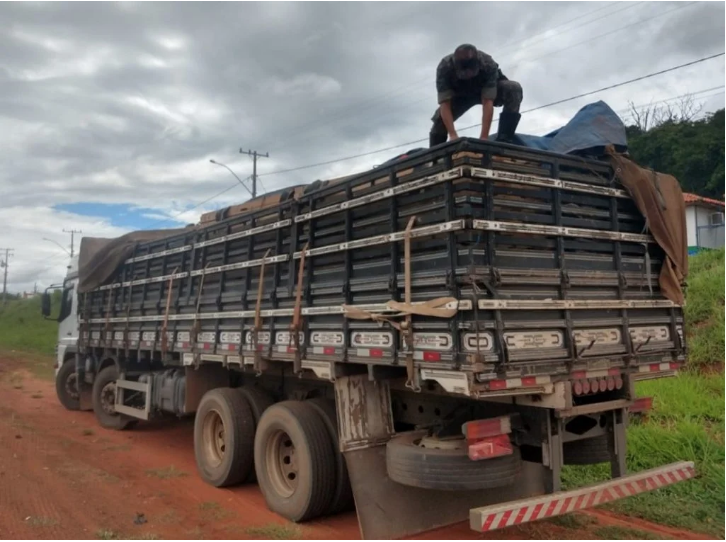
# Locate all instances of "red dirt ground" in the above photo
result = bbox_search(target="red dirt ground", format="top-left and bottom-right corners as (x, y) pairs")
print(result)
(0, 354), (714, 540)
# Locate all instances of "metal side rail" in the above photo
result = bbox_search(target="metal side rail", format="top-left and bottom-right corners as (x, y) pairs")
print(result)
(469, 461), (696, 533)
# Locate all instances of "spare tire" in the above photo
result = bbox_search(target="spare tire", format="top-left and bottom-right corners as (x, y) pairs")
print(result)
(386, 432), (521, 491)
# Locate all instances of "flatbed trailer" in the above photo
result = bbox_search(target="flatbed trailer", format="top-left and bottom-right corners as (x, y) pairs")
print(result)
(45, 138), (693, 539)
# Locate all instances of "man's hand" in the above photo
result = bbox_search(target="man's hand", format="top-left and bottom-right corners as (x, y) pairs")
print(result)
(440, 101), (458, 142)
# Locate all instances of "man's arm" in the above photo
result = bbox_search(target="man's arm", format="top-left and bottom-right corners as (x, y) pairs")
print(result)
(480, 98), (494, 140)
(440, 101), (458, 140)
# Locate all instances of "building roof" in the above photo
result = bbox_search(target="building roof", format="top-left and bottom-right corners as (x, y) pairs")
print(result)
(683, 193), (725, 209)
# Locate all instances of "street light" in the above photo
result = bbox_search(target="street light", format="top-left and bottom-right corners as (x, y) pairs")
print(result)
(209, 159), (254, 198)
(42, 238), (71, 257)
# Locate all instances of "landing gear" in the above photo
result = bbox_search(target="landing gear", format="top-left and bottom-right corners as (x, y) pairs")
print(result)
(92, 365), (136, 430)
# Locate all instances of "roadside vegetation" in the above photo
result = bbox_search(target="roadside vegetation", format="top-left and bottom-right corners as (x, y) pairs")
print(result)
(564, 248), (725, 538)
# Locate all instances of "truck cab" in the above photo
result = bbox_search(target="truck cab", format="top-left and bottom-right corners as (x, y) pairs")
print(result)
(42, 256), (81, 408)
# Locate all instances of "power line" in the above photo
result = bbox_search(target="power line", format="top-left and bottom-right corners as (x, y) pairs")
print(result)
(260, 2), (643, 154)
(255, 52), (725, 178)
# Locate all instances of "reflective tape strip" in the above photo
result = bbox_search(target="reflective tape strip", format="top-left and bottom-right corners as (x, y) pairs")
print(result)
(294, 168), (463, 224)
(293, 220), (465, 259)
(639, 362), (680, 373)
(469, 167), (629, 199)
(122, 220), (292, 265)
(488, 376), (551, 390)
(310, 346), (338, 355)
(470, 461), (696, 533)
(125, 245), (192, 264)
(472, 219), (653, 244)
(478, 299), (678, 310)
(81, 299), (469, 324)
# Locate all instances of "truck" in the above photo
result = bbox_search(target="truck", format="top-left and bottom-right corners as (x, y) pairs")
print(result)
(42, 133), (694, 539)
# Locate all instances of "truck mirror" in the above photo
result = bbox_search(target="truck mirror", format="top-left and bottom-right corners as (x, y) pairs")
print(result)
(41, 292), (51, 317)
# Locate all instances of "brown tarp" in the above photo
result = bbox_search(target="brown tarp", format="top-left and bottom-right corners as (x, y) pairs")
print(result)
(606, 147), (688, 305)
(77, 228), (190, 293)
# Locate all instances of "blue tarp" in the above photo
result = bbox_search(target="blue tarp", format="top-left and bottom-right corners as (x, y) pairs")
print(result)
(501, 100), (628, 156)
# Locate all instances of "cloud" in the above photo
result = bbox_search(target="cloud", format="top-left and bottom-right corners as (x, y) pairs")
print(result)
(0, 1), (723, 292)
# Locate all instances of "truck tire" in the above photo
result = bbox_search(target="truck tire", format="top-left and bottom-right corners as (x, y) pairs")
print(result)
(563, 435), (612, 465)
(254, 401), (336, 522)
(307, 398), (354, 515)
(194, 388), (256, 487)
(237, 386), (274, 482)
(56, 360), (80, 411)
(92, 366), (137, 430)
(386, 432), (521, 491)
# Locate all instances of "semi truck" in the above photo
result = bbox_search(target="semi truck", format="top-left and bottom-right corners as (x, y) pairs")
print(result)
(42, 136), (695, 539)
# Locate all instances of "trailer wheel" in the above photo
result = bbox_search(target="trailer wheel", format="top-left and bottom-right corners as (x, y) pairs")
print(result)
(194, 388), (256, 487)
(237, 386), (274, 482)
(56, 360), (80, 411)
(386, 432), (521, 491)
(307, 398), (354, 515)
(91, 366), (137, 430)
(563, 435), (612, 465)
(254, 401), (336, 522)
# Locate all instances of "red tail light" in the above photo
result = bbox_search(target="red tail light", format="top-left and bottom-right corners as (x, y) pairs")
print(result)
(462, 415), (512, 441)
(468, 434), (513, 461)
(630, 396), (653, 413)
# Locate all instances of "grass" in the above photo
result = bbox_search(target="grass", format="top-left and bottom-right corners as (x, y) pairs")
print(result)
(563, 250), (725, 537)
(96, 529), (121, 540)
(245, 524), (303, 540)
(0, 293), (60, 356)
(145, 465), (187, 479)
(198, 500), (235, 520)
(684, 248), (725, 366)
(545, 512), (597, 529)
(593, 525), (666, 540)
(82, 428), (95, 436)
(30, 393), (43, 399)
(26, 516), (59, 527)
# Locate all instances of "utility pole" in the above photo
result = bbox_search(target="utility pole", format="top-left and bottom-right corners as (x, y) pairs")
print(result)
(239, 148), (269, 198)
(63, 229), (82, 258)
(1, 248), (14, 304)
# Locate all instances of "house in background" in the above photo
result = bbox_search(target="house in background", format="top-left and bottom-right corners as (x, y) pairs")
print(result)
(684, 193), (725, 255)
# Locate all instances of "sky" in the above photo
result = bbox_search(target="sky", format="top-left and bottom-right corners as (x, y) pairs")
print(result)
(1, 1), (724, 293)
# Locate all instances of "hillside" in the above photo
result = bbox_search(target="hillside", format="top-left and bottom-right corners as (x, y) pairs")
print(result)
(0, 291), (60, 356)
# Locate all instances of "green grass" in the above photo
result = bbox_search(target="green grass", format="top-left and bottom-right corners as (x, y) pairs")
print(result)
(0, 293), (60, 356)
(545, 512), (597, 529)
(145, 465), (187, 479)
(593, 525), (666, 540)
(244, 524), (302, 540)
(96, 529), (121, 540)
(563, 373), (725, 537)
(684, 248), (725, 366)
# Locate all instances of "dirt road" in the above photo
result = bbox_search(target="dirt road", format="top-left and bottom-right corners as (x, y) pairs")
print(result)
(0, 354), (711, 540)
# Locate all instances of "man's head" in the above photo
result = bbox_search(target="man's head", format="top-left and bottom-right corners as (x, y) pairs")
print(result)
(453, 44), (479, 79)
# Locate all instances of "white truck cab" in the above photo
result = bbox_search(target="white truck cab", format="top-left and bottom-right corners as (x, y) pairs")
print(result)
(41, 256), (81, 409)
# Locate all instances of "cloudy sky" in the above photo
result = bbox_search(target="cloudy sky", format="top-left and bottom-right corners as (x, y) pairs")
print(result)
(1, 1), (724, 293)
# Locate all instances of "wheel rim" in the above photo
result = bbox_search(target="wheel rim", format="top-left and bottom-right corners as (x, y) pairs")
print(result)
(265, 430), (298, 498)
(202, 409), (226, 469)
(100, 382), (117, 415)
(65, 373), (79, 401)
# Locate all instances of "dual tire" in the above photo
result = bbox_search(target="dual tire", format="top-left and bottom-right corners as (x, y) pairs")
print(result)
(193, 390), (351, 522)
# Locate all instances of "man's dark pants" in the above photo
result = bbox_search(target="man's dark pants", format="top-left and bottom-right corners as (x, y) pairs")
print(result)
(429, 80), (523, 147)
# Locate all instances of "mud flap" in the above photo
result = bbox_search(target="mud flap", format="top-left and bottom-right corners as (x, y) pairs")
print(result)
(334, 374), (545, 539)
(345, 447), (546, 539)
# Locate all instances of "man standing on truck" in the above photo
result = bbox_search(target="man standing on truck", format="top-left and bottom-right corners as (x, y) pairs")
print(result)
(429, 44), (522, 146)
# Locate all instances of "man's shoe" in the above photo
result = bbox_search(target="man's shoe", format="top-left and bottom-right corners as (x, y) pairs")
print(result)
(497, 111), (521, 143)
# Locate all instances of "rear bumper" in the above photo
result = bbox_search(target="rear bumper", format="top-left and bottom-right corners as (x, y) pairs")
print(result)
(469, 461), (696, 532)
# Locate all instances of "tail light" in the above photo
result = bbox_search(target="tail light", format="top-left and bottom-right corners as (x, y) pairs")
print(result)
(462, 415), (513, 461)
(630, 396), (653, 413)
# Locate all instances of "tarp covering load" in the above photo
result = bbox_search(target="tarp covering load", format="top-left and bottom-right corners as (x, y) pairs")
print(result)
(509, 101), (628, 156)
(78, 229), (189, 293)
(606, 148), (688, 305)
